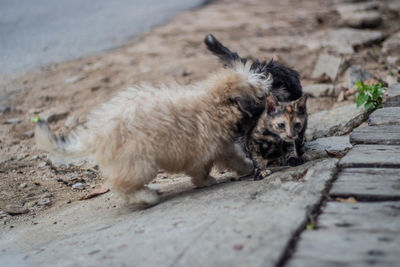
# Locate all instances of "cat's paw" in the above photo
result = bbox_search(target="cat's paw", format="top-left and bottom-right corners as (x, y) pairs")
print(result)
(287, 156), (304, 166)
(254, 169), (272, 181)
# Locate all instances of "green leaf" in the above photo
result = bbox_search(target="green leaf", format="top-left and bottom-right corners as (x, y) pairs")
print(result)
(306, 222), (316, 230)
(356, 79), (362, 89)
(354, 79), (386, 111)
(364, 102), (374, 111)
(30, 115), (40, 123)
(356, 93), (368, 108)
(372, 88), (381, 99)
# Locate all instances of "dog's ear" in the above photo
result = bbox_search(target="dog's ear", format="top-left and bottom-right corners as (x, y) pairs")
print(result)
(295, 95), (307, 113)
(231, 95), (257, 118)
(204, 34), (242, 66)
(266, 94), (279, 114)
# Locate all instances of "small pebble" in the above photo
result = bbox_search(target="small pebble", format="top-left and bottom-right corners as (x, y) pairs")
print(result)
(67, 173), (79, 180)
(3, 118), (21, 124)
(4, 204), (29, 215)
(19, 183), (27, 188)
(72, 183), (85, 190)
(37, 197), (52, 206)
(29, 155), (39, 160)
(23, 130), (34, 138)
(16, 154), (28, 161)
(65, 116), (78, 129)
(38, 162), (47, 169)
(0, 211), (8, 219)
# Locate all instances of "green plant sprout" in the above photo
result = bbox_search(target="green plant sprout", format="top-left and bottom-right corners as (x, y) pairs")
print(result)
(30, 115), (40, 123)
(355, 79), (386, 111)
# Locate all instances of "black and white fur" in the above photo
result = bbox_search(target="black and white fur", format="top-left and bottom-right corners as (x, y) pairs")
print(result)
(204, 34), (305, 167)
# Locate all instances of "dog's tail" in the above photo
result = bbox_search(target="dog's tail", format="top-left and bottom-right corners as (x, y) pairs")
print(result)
(204, 34), (245, 66)
(35, 120), (90, 164)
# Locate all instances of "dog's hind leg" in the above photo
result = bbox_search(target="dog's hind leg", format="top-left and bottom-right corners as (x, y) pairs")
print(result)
(187, 163), (216, 188)
(106, 159), (160, 206)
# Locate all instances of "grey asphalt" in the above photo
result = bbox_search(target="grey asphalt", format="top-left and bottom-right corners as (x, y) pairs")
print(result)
(0, 0), (206, 74)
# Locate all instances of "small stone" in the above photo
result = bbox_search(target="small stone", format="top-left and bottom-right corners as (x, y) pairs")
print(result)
(335, 1), (382, 28)
(37, 197), (52, 206)
(0, 105), (11, 113)
(305, 28), (383, 54)
(387, 56), (399, 65)
(64, 75), (83, 84)
(72, 183), (85, 190)
(303, 84), (335, 97)
(23, 130), (34, 138)
(347, 65), (374, 88)
(65, 116), (79, 129)
(4, 204), (29, 215)
(16, 154), (28, 161)
(3, 118), (21, 124)
(339, 10), (382, 28)
(19, 183), (27, 188)
(386, 75), (398, 87)
(382, 32), (400, 54)
(0, 156), (12, 164)
(38, 162), (47, 169)
(312, 54), (342, 82)
(29, 155), (39, 161)
(337, 90), (345, 102)
(385, 83), (400, 107)
(67, 173), (79, 181)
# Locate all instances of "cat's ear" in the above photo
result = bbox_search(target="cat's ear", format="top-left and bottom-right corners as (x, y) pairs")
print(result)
(267, 94), (279, 114)
(296, 95), (307, 113)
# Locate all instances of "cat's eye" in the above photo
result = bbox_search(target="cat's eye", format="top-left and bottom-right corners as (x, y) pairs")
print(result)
(278, 123), (285, 129)
(295, 123), (302, 129)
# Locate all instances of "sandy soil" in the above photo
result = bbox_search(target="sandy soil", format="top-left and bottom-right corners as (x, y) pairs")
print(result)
(1, 0), (399, 225)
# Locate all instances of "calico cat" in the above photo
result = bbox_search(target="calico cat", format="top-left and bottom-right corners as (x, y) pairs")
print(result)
(204, 34), (306, 167)
(246, 94), (308, 180)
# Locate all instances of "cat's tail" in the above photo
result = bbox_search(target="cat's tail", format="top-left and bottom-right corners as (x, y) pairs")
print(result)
(35, 120), (91, 164)
(204, 34), (245, 66)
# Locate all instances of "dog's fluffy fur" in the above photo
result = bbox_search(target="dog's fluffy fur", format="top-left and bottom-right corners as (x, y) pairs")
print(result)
(35, 61), (272, 206)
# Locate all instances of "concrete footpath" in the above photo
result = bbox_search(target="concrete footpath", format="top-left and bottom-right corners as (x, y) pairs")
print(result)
(287, 84), (400, 267)
(0, 159), (337, 267)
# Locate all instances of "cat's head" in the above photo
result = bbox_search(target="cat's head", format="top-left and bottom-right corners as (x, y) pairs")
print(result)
(264, 94), (307, 143)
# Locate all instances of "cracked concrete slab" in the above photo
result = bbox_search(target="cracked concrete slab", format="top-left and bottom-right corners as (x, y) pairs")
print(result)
(0, 159), (338, 267)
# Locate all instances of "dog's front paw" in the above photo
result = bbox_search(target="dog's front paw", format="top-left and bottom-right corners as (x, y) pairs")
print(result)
(254, 169), (272, 181)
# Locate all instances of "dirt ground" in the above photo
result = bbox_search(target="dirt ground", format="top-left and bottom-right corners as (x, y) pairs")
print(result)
(1, 0), (399, 225)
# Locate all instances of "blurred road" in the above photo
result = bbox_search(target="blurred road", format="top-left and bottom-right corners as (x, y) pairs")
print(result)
(0, 0), (206, 74)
